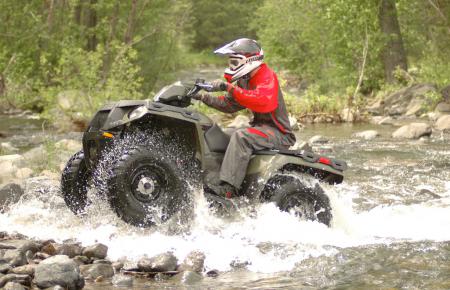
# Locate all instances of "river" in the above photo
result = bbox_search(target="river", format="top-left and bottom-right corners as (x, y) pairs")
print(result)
(0, 114), (449, 289)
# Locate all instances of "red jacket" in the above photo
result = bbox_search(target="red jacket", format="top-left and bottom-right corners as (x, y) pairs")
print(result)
(202, 64), (295, 146)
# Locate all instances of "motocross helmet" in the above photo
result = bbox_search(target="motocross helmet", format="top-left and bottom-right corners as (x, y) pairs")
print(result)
(214, 38), (264, 82)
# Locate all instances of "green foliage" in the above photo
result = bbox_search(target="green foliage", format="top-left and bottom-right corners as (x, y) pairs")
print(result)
(284, 85), (344, 116)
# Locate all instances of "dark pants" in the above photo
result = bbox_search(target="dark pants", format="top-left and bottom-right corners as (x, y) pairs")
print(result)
(220, 125), (287, 188)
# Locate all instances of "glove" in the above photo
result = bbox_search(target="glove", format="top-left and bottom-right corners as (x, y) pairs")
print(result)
(210, 79), (228, 92)
(191, 92), (208, 101)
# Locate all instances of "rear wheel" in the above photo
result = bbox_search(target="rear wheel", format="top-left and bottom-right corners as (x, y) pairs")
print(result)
(106, 145), (189, 227)
(61, 150), (90, 214)
(263, 175), (332, 226)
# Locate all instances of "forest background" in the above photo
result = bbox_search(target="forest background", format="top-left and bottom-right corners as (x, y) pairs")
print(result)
(0, 0), (449, 123)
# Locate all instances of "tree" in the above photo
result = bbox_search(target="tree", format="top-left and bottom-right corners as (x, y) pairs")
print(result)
(378, 0), (408, 83)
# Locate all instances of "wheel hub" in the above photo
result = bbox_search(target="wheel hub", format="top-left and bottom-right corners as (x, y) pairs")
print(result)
(136, 177), (156, 197)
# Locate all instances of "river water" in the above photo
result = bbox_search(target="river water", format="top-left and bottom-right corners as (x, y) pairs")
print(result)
(1, 115), (449, 289)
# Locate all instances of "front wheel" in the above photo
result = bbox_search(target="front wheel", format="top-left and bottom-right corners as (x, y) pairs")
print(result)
(61, 150), (90, 214)
(263, 175), (332, 226)
(106, 145), (189, 227)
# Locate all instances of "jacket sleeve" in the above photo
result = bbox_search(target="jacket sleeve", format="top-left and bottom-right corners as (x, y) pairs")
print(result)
(201, 93), (245, 114)
(229, 71), (279, 113)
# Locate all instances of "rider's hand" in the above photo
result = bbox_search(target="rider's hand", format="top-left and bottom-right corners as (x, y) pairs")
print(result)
(210, 79), (228, 92)
(192, 93), (207, 101)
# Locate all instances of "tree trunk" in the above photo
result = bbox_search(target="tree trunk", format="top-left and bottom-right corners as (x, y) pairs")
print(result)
(85, 0), (97, 51)
(378, 0), (408, 83)
(124, 0), (138, 44)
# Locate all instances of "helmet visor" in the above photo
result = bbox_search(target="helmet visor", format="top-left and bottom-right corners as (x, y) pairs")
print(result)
(228, 56), (245, 71)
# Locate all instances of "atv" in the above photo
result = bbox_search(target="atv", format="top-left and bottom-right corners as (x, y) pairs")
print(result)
(61, 80), (347, 227)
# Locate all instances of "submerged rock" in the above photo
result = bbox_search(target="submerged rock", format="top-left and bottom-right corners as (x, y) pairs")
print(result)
(435, 115), (450, 132)
(82, 243), (108, 260)
(308, 135), (329, 144)
(34, 255), (84, 290)
(137, 252), (178, 272)
(80, 263), (114, 279)
(0, 274), (31, 288)
(54, 243), (83, 258)
(112, 274), (133, 287)
(352, 130), (380, 140)
(178, 251), (205, 273)
(392, 123), (432, 139)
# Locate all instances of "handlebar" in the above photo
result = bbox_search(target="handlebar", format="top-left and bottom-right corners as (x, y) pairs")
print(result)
(186, 79), (214, 97)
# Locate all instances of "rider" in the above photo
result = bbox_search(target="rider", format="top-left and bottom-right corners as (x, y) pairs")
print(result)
(193, 38), (296, 198)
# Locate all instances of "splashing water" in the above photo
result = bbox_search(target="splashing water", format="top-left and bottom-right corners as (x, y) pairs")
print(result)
(1, 123), (449, 287)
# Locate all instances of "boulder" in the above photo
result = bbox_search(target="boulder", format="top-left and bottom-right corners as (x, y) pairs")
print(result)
(34, 255), (84, 290)
(378, 116), (394, 125)
(72, 256), (89, 266)
(405, 97), (426, 116)
(0, 154), (23, 163)
(352, 130), (380, 140)
(0, 183), (24, 210)
(137, 252), (178, 272)
(392, 123), (432, 139)
(178, 251), (205, 273)
(227, 115), (250, 129)
(435, 115), (450, 132)
(435, 102), (450, 113)
(308, 135), (329, 144)
(340, 108), (358, 122)
(8, 264), (36, 276)
(80, 263), (114, 279)
(382, 83), (436, 116)
(0, 263), (12, 273)
(82, 243), (108, 260)
(53, 243), (83, 258)
(0, 240), (40, 253)
(112, 274), (133, 287)
(3, 281), (27, 290)
(22, 145), (46, 164)
(15, 168), (33, 180)
(1, 250), (27, 267)
(0, 274), (31, 288)
(55, 139), (82, 153)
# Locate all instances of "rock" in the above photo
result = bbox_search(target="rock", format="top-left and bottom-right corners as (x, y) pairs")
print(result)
(34, 255), (84, 290)
(367, 99), (383, 115)
(0, 263), (12, 273)
(40, 170), (60, 180)
(173, 271), (202, 285)
(137, 252), (178, 272)
(111, 261), (123, 272)
(230, 259), (251, 269)
(308, 135), (329, 144)
(0, 274), (31, 288)
(435, 102), (450, 113)
(435, 115), (450, 132)
(24, 176), (60, 197)
(3, 281), (27, 290)
(382, 83), (436, 116)
(205, 269), (219, 277)
(1, 250), (27, 267)
(290, 141), (312, 151)
(80, 263), (114, 279)
(92, 259), (111, 265)
(427, 112), (443, 121)
(154, 273), (171, 281)
(352, 130), (380, 140)
(340, 108), (358, 122)
(0, 184), (24, 210)
(392, 123), (432, 139)
(111, 274), (133, 287)
(289, 115), (301, 131)
(369, 116), (384, 124)
(55, 139), (82, 153)
(227, 115), (250, 129)
(41, 243), (57, 256)
(22, 145), (46, 163)
(72, 256), (89, 266)
(54, 243), (83, 258)
(0, 154), (23, 163)
(8, 264), (36, 276)
(15, 168), (33, 179)
(378, 116), (394, 125)
(34, 252), (51, 260)
(82, 243), (108, 259)
(405, 97), (426, 116)
(178, 251), (205, 273)
(0, 143), (19, 154)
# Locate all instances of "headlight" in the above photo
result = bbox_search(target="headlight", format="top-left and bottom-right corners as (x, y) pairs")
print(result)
(128, 106), (148, 119)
